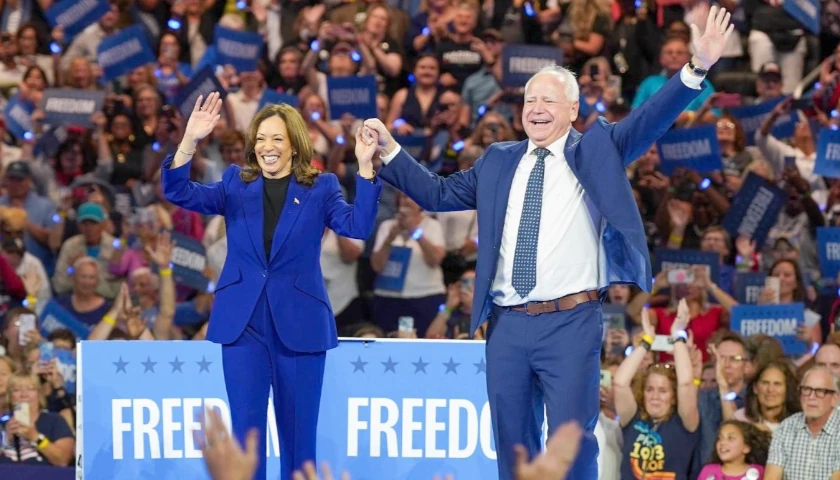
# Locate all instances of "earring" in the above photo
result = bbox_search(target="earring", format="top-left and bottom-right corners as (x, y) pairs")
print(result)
(128, 134), (136, 143)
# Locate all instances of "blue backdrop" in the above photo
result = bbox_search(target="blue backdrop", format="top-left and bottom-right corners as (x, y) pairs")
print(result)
(78, 340), (497, 480)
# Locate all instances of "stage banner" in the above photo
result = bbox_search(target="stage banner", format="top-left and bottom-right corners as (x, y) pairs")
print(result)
(733, 272), (766, 305)
(721, 173), (785, 247)
(45, 0), (110, 38)
(327, 76), (377, 119)
(729, 303), (806, 356)
(3, 94), (34, 140)
(213, 26), (264, 73)
(728, 96), (796, 146)
(501, 44), (564, 88)
(174, 67), (227, 122)
(783, 0), (820, 34)
(259, 89), (298, 110)
(97, 25), (156, 82)
(814, 128), (840, 179)
(655, 125), (722, 175)
(817, 227), (840, 279)
(41, 88), (105, 128)
(652, 248), (719, 283)
(169, 232), (210, 292)
(77, 340), (496, 480)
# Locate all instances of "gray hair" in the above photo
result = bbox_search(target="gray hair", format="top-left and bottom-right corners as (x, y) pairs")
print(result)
(72, 256), (99, 274)
(524, 64), (579, 103)
(801, 365), (840, 393)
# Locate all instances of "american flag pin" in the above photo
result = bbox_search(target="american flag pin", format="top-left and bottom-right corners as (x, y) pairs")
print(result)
(294, 198), (300, 204)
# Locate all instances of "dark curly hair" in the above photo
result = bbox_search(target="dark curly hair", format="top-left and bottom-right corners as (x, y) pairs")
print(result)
(708, 420), (771, 466)
(744, 360), (801, 425)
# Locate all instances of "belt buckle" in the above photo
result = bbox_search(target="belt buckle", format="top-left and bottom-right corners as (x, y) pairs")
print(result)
(525, 302), (543, 316)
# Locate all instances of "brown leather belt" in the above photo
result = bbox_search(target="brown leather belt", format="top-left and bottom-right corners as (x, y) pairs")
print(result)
(509, 290), (599, 315)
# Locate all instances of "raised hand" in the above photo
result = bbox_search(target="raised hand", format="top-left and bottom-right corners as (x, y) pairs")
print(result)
(363, 118), (398, 157)
(354, 126), (377, 179)
(672, 298), (690, 335)
(690, 6), (735, 70)
(641, 306), (656, 339)
(145, 231), (175, 268)
(198, 407), (259, 480)
(184, 92), (223, 146)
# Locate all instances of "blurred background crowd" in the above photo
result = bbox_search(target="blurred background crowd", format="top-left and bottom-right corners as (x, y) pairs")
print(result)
(0, 0), (838, 477)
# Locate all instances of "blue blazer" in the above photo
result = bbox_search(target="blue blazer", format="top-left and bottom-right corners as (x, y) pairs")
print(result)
(379, 74), (704, 335)
(161, 156), (382, 352)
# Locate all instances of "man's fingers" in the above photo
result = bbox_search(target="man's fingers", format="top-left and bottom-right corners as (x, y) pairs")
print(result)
(244, 428), (259, 458)
(704, 5), (717, 33)
(513, 444), (529, 468)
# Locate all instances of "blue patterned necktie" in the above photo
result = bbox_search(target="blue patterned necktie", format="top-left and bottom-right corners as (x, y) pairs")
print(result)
(512, 147), (551, 298)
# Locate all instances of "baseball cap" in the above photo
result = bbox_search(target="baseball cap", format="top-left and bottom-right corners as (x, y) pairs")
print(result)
(77, 202), (106, 223)
(758, 62), (781, 80)
(4, 161), (32, 180)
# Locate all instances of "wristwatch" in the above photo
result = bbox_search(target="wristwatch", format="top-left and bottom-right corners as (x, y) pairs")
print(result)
(687, 58), (708, 77)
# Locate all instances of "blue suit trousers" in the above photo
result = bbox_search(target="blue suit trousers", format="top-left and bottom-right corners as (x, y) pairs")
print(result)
(487, 300), (603, 480)
(222, 289), (327, 480)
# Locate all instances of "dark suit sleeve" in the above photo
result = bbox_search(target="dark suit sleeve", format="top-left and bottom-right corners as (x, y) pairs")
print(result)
(378, 147), (481, 212)
(324, 173), (383, 240)
(609, 72), (705, 166)
(160, 154), (229, 216)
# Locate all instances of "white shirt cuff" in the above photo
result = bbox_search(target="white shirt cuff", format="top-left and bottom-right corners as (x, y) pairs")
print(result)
(679, 64), (705, 90)
(380, 145), (402, 165)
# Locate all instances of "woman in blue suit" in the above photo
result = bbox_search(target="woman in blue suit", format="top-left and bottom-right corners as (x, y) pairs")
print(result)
(161, 92), (382, 479)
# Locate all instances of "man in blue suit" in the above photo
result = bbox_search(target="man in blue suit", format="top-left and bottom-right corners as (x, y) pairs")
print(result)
(362, 8), (734, 479)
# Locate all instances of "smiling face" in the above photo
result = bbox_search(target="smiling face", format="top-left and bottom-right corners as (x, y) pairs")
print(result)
(715, 423), (750, 464)
(254, 116), (293, 178)
(643, 372), (675, 421)
(755, 366), (787, 414)
(522, 73), (578, 148)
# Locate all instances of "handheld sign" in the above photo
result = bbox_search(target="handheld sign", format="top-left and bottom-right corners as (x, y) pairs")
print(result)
(817, 227), (840, 279)
(327, 75), (377, 119)
(814, 128), (840, 179)
(374, 246), (412, 292)
(174, 66), (227, 121)
(730, 303), (806, 356)
(728, 96), (797, 146)
(653, 248), (720, 283)
(3, 95), (34, 140)
(97, 25), (156, 82)
(783, 0), (820, 34)
(41, 88), (105, 127)
(733, 272), (766, 305)
(168, 231), (210, 292)
(501, 44), (564, 88)
(39, 299), (92, 340)
(656, 125), (723, 175)
(214, 26), (264, 73)
(45, 0), (110, 38)
(721, 172), (785, 247)
(259, 89), (299, 111)
(393, 135), (428, 161)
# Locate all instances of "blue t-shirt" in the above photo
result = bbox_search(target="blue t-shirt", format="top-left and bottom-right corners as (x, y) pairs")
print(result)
(56, 295), (113, 327)
(632, 72), (716, 112)
(621, 412), (699, 480)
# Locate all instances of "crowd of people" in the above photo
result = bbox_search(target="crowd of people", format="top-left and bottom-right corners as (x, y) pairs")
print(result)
(0, 0), (838, 478)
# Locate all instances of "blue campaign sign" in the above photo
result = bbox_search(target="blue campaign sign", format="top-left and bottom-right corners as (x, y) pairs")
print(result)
(97, 25), (156, 81)
(653, 248), (720, 283)
(730, 303), (806, 356)
(213, 26), (264, 73)
(78, 340), (496, 479)
(374, 246), (412, 292)
(169, 231), (210, 292)
(39, 342), (77, 393)
(39, 299), (92, 340)
(41, 89), (105, 127)
(258, 89), (298, 111)
(500, 44), (564, 88)
(817, 227), (840, 279)
(393, 135), (429, 161)
(602, 303), (627, 333)
(655, 125), (723, 175)
(814, 128), (840, 179)
(783, 0), (820, 34)
(728, 97), (797, 146)
(174, 66), (227, 121)
(2, 95), (34, 140)
(327, 76), (378, 119)
(45, 0), (110, 38)
(733, 272), (766, 304)
(721, 173), (785, 247)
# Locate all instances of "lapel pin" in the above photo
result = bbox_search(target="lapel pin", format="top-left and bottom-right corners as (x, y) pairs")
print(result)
(294, 198), (300, 204)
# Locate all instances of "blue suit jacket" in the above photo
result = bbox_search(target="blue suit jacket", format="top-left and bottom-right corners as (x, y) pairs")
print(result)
(161, 156), (382, 352)
(379, 74), (704, 335)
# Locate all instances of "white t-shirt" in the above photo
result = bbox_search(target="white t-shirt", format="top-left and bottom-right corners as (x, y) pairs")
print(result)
(436, 210), (478, 261)
(226, 90), (260, 133)
(320, 229), (364, 315)
(373, 216), (446, 299)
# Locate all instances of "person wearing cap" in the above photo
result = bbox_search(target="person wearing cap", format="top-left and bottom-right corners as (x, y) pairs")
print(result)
(755, 62), (783, 104)
(0, 160), (59, 277)
(52, 202), (120, 299)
